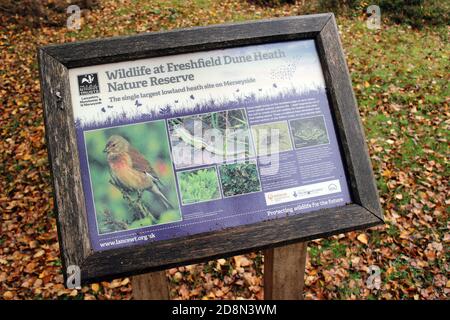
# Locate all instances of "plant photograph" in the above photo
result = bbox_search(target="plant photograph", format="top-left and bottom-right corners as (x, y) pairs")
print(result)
(168, 108), (255, 168)
(177, 167), (221, 205)
(251, 121), (293, 156)
(289, 116), (330, 149)
(84, 120), (181, 234)
(218, 161), (261, 197)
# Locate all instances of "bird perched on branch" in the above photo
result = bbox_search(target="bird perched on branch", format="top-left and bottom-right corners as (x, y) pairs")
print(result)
(104, 135), (173, 209)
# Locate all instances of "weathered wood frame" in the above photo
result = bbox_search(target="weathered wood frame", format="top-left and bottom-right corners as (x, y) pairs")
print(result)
(39, 13), (383, 285)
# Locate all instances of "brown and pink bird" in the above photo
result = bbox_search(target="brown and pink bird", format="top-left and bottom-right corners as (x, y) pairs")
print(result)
(103, 135), (173, 209)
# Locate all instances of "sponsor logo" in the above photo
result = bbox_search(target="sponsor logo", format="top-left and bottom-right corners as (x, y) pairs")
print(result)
(77, 73), (99, 95)
(328, 183), (338, 191)
(265, 179), (342, 206)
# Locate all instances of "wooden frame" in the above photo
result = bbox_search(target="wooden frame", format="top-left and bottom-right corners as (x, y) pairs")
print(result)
(39, 13), (383, 285)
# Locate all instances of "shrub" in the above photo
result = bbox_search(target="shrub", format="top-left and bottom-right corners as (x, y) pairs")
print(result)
(219, 162), (261, 197)
(378, 0), (449, 28)
(249, 0), (296, 7)
(317, 0), (366, 14)
(317, 0), (449, 28)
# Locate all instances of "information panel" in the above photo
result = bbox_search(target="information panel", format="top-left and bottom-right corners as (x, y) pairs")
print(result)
(69, 39), (351, 251)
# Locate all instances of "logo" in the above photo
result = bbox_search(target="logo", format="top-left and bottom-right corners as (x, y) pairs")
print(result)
(366, 265), (381, 290)
(66, 265), (81, 289)
(367, 5), (381, 30)
(67, 5), (81, 30)
(77, 73), (99, 95)
(328, 183), (337, 192)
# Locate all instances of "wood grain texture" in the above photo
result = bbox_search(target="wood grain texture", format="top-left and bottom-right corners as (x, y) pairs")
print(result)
(42, 14), (331, 68)
(316, 15), (383, 219)
(80, 205), (379, 283)
(38, 50), (92, 282)
(38, 14), (383, 285)
(132, 272), (169, 300)
(264, 242), (308, 300)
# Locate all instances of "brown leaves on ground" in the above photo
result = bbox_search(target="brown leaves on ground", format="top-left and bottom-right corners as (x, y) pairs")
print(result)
(167, 253), (264, 300)
(1, 0), (448, 300)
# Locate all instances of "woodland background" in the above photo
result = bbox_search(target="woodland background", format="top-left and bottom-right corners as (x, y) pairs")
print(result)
(0, 0), (448, 300)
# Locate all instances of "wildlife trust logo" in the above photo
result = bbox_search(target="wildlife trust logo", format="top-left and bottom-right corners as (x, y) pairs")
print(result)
(77, 73), (100, 95)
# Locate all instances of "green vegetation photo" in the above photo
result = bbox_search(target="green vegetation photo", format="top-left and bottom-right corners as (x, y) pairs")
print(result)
(178, 167), (221, 204)
(219, 161), (261, 197)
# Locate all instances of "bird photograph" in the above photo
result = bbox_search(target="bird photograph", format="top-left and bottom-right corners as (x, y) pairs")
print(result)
(104, 135), (173, 209)
(84, 120), (181, 234)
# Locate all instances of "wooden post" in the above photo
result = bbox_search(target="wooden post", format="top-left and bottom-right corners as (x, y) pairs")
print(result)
(264, 242), (308, 300)
(132, 270), (170, 300)
(132, 242), (307, 300)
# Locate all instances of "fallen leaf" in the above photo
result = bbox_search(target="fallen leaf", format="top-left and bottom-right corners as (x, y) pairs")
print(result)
(91, 283), (100, 292)
(357, 233), (369, 245)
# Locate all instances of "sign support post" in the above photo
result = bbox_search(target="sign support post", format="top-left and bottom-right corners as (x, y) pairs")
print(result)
(132, 242), (308, 300)
(264, 242), (308, 300)
(132, 271), (170, 300)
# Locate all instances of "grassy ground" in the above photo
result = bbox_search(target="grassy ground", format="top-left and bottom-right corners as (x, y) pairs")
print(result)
(0, 0), (448, 300)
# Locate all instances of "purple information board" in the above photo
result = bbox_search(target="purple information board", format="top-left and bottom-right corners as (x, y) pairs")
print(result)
(69, 39), (351, 252)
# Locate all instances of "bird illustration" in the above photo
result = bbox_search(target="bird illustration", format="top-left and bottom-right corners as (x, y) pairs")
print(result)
(104, 135), (173, 209)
